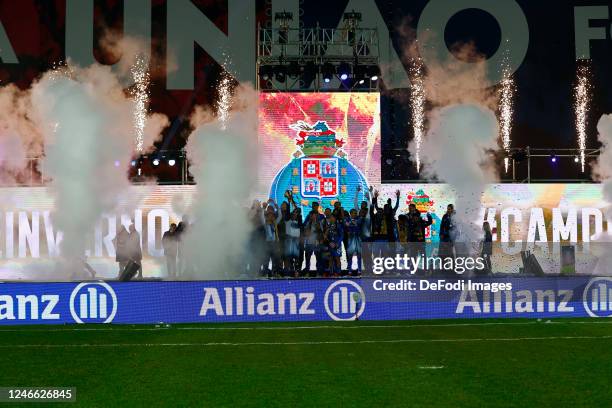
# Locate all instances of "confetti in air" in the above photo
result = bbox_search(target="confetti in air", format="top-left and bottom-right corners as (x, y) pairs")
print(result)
(574, 64), (591, 173)
(131, 54), (150, 152)
(409, 54), (426, 173)
(499, 65), (515, 173)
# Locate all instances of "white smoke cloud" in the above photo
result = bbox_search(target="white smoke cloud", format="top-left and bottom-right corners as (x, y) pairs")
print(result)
(397, 25), (503, 244)
(100, 30), (173, 80)
(411, 104), (499, 242)
(582, 115), (612, 272)
(171, 193), (190, 221)
(142, 112), (169, 152)
(31, 64), (136, 276)
(182, 85), (258, 279)
(0, 84), (45, 184)
(594, 115), (612, 206)
(420, 45), (498, 111)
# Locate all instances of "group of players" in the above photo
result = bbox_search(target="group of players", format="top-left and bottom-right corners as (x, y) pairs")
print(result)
(248, 186), (471, 277)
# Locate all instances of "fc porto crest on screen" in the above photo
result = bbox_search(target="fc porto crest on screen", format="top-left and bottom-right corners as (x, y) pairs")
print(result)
(296, 121), (342, 199)
(301, 158), (338, 199)
(269, 121), (369, 217)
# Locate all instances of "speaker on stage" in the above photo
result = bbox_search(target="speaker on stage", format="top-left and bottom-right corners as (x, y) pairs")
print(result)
(119, 260), (140, 282)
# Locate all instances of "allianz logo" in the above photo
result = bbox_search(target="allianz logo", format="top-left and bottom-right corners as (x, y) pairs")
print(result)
(200, 280), (366, 321)
(456, 288), (575, 314)
(583, 277), (612, 318)
(69, 282), (117, 324)
(0, 293), (60, 320)
(0, 282), (117, 323)
(200, 287), (316, 317)
(456, 278), (612, 316)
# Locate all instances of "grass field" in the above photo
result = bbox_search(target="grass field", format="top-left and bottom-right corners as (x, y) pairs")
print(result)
(0, 318), (611, 407)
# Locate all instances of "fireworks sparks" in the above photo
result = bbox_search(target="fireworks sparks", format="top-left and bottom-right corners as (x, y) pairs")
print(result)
(499, 66), (516, 173)
(409, 54), (426, 173)
(131, 54), (150, 153)
(216, 72), (232, 130)
(216, 54), (234, 130)
(574, 64), (591, 173)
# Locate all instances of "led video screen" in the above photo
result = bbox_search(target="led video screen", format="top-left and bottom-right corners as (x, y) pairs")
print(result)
(257, 92), (381, 212)
(0, 183), (609, 280)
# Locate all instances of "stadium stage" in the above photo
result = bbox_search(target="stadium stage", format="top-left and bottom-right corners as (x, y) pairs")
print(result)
(1, 0), (612, 406)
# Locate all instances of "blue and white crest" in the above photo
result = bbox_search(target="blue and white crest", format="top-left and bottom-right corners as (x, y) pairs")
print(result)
(301, 157), (339, 199)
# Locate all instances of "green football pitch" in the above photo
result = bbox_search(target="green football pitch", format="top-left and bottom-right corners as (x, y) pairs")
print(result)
(0, 318), (611, 407)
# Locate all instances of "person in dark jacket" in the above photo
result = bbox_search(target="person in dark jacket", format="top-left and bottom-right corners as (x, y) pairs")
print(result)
(248, 201), (266, 276)
(285, 191), (305, 275)
(407, 204), (433, 272)
(261, 200), (282, 277)
(303, 211), (324, 276)
(324, 214), (343, 277)
(373, 190), (400, 242)
(277, 196), (292, 274)
(162, 223), (178, 278)
(438, 204), (456, 262)
(481, 221), (493, 274)
(175, 216), (189, 276)
(370, 191), (383, 239)
(128, 224), (143, 279)
(114, 225), (130, 276)
(407, 204), (433, 242)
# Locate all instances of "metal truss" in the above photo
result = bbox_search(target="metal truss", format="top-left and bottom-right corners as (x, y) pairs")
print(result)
(257, 24), (380, 92)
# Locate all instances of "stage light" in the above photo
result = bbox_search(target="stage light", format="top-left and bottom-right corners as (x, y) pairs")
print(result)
(550, 152), (557, 163)
(322, 63), (334, 83)
(274, 66), (286, 83)
(359, 79), (365, 84)
(168, 159), (176, 167)
(367, 65), (381, 81)
(259, 65), (273, 81)
(338, 63), (351, 81)
(152, 158), (160, 166)
(574, 156), (580, 163)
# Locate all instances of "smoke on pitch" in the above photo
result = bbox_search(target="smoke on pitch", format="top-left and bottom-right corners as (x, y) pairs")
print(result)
(182, 84), (258, 279)
(31, 64), (166, 277)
